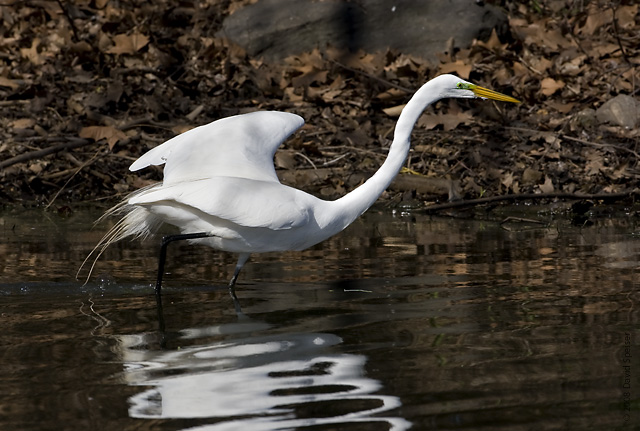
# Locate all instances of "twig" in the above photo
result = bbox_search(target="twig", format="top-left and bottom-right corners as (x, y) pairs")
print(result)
(423, 190), (639, 213)
(505, 126), (640, 160)
(561, 135), (640, 160)
(322, 152), (350, 167)
(318, 144), (387, 158)
(45, 151), (101, 209)
(294, 151), (317, 170)
(0, 100), (30, 106)
(500, 216), (550, 231)
(610, 5), (631, 66)
(54, 0), (80, 43)
(0, 138), (93, 170)
(500, 216), (548, 226)
(329, 59), (414, 94)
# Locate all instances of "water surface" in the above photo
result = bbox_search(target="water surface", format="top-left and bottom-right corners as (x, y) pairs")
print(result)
(1, 207), (638, 430)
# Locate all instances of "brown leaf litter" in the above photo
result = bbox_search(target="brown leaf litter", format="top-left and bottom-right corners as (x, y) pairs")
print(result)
(0, 0), (638, 212)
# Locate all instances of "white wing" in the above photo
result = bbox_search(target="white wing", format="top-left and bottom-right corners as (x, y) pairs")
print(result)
(129, 111), (305, 184)
(129, 177), (313, 231)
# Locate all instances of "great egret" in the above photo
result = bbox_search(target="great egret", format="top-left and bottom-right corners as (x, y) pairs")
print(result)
(81, 74), (519, 300)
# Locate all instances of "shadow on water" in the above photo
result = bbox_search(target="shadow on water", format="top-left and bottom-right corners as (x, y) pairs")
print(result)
(0, 207), (639, 430)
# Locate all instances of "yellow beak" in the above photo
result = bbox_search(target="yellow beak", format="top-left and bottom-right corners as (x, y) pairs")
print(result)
(471, 85), (521, 104)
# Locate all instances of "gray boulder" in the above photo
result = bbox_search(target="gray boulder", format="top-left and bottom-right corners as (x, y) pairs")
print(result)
(218, 0), (507, 61)
(595, 94), (639, 129)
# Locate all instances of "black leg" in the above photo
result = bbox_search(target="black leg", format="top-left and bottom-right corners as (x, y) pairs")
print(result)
(155, 285), (166, 333)
(228, 253), (250, 314)
(228, 272), (242, 314)
(154, 232), (212, 332)
(154, 234), (251, 321)
(155, 232), (213, 295)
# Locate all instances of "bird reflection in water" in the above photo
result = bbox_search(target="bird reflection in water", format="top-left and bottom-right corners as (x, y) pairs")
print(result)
(118, 321), (411, 430)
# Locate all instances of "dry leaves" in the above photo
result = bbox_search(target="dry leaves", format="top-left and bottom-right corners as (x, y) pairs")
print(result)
(0, 0), (638, 204)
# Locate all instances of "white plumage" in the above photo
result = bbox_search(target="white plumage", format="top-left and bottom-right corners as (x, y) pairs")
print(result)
(80, 74), (519, 292)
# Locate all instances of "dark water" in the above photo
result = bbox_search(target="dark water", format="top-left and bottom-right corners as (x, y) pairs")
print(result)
(0, 207), (638, 430)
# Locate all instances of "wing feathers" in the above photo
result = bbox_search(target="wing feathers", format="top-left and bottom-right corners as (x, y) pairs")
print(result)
(129, 111), (304, 184)
(128, 177), (312, 231)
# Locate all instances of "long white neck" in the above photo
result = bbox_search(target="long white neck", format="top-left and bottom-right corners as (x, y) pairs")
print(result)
(323, 78), (448, 229)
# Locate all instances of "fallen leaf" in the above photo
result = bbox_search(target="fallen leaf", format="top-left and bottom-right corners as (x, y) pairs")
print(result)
(617, 5), (638, 29)
(20, 38), (44, 65)
(529, 56), (553, 74)
(590, 43), (619, 58)
(28, 161), (46, 174)
(545, 100), (576, 114)
(288, 48), (325, 71)
(578, 8), (611, 35)
(172, 124), (195, 134)
(320, 89), (342, 103)
(0, 76), (20, 90)
(291, 67), (328, 88)
(79, 126), (128, 149)
(501, 171), (515, 189)
(585, 151), (604, 176)
(283, 87), (304, 103)
(418, 111), (473, 131)
(438, 60), (472, 79)
(522, 167), (543, 184)
(106, 33), (150, 55)
(540, 28), (572, 50)
(382, 104), (405, 117)
(539, 176), (554, 193)
(275, 150), (296, 170)
(540, 77), (565, 96)
(11, 118), (35, 129)
(611, 163), (628, 180)
(386, 54), (421, 77)
(475, 28), (507, 52)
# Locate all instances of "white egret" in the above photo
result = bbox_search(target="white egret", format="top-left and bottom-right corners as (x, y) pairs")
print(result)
(81, 74), (519, 300)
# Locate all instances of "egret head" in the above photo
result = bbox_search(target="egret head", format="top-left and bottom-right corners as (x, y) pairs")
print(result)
(435, 74), (521, 103)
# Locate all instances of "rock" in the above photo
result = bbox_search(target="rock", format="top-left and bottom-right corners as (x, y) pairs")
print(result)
(219, 0), (507, 61)
(595, 94), (639, 129)
(571, 108), (597, 130)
